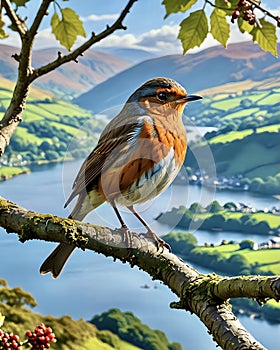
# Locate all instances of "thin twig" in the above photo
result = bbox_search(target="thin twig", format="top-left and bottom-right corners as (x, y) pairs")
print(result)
(205, 0), (280, 26)
(29, 0), (138, 82)
(247, 0), (280, 26)
(28, 0), (53, 40)
(1, 0), (27, 37)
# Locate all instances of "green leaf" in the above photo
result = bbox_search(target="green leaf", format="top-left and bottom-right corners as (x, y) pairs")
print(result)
(51, 8), (86, 51)
(11, 0), (30, 6)
(237, 17), (254, 34)
(214, 0), (239, 15)
(178, 10), (209, 54)
(210, 8), (229, 47)
(0, 18), (8, 39)
(251, 18), (278, 57)
(162, 0), (198, 18)
(0, 313), (5, 327)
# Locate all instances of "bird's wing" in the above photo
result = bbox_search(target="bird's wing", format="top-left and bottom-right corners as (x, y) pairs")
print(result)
(64, 121), (141, 207)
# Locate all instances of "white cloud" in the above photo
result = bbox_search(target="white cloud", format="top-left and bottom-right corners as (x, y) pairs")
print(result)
(95, 25), (183, 54)
(81, 13), (119, 22)
(96, 33), (138, 48)
(3, 9), (278, 54)
(2, 31), (21, 48)
(34, 28), (60, 49)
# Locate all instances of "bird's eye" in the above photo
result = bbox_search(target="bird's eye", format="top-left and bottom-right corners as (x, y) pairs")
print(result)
(157, 92), (167, 101)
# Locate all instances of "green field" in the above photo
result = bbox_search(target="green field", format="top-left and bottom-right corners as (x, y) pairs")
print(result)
(257, 94), (280, 105)
(222, 211), (280, 228)
(37, 100), (92, 117)
(0, 166), (30, 179)
(0, 85), (96, 134)
(83, 337), (141, 350)
(14, 127), (47, 144)
(195, 209), (279, 231)
(224, 108), (260, 120)
(209, 129), (253, 143)
(208, 90), (279, 112)
(50, 121), (87, 136)
(0, 80), (104, 165)
(198, 244), (280, 275)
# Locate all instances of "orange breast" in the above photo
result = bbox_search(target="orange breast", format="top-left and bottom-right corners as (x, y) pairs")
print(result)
(98, 117), (187, 204)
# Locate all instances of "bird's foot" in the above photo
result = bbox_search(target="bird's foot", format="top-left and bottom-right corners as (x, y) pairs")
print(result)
(140, 231), (172, 253)
(120, 225), (133, 247)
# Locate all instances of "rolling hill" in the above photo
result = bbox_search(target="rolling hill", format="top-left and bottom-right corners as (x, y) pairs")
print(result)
(74, 41), (280, 113)
(1, 41), (279, 193)
(0, 75), (105, 172)
(0, 44), (132, 99)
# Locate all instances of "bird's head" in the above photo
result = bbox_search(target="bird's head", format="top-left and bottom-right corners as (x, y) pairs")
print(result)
(128, 77), (202, 116)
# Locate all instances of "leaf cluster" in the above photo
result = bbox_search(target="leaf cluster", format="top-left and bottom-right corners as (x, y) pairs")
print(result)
(163, 0), (278, 56)
(1, 0), (86, 51)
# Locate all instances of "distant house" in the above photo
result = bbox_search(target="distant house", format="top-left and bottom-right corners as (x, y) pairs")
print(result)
(257, 237), (280, 250)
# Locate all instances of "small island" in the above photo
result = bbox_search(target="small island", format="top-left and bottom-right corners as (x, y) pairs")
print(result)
(163, 231), (280, 323)
(157, 200), (280, 236)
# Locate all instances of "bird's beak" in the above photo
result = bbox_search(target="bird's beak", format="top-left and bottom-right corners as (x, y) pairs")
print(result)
(180, 94), (203, 103)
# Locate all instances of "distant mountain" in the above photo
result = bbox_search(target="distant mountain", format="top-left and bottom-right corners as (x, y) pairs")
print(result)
(0, 44), (132, 98)
(74, 41), (280, 113)
(96, 46), (157, 63)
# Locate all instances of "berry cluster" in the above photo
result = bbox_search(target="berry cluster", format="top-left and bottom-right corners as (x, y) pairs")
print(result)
(0, 330), (21, 350)
(0, 324), (56, 350)
(26, 324), (56, 350)
(231, 0), (256, 25)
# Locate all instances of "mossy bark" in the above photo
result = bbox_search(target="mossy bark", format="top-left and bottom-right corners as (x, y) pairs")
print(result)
(1, 195), (279, 350)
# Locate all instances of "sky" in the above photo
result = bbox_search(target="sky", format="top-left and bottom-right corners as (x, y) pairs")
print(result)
(2, 0), (280, 55)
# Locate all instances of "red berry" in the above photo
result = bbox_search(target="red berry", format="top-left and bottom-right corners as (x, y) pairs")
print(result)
(26, 330), (32, 338)
(11, 335), (19, 342)
(44, 336), (50, 343)
(45, 328), (52, 335)
(232, 10), (240, 19)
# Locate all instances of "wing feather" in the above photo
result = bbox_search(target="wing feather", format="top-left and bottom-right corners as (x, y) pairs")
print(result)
(64, 122), (140, 207)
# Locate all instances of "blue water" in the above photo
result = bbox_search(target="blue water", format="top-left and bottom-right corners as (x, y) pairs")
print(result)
(0, 161), (279, 349)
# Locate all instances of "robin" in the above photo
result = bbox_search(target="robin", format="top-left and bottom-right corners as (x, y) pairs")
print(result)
(40, 77), (202, 278)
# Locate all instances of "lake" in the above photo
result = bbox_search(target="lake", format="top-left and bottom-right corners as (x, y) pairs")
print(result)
(0, 160), (279, 350)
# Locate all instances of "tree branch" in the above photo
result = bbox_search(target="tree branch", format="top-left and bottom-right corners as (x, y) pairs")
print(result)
(0, 0), (137, 157)
(211, 275), (280, 303)
(247, 0), (280, 27)
(205, 0), (280, 26)
(28, 0), (53, 42)
(28, 0), (137, 82)
(1, 195), (278, 350)
(1, 0), (27, 38)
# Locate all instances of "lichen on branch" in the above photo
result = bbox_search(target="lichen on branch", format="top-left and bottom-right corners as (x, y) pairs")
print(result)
(0, 195), (279, 350)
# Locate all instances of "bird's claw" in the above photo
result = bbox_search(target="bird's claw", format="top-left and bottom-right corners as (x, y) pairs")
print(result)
(140, 231), (172, 253)
(120, 226), (134, 248)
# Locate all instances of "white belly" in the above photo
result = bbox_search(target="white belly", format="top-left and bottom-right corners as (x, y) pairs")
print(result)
(115, 148), (180, 206)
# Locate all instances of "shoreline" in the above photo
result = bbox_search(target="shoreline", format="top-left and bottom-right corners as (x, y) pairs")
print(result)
(0, 160), (277, 198)
(0, 157), (74, 182)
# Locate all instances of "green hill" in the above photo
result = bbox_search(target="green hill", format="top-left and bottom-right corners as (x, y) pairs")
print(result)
(90, 308), (182, 350)
(157, 200), (280, 236)
(162, 232), (280, 323)
(1, 278), (180, 350)
(0, 77), (105, 178)
(185, 85), (280, 195)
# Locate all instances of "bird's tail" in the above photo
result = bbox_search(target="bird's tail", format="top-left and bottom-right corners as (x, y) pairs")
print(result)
(39, 242), (75, 278)
(40, 195), (92, 278)
(40, 190), (105, 278)
(39, 209), (85, 278)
